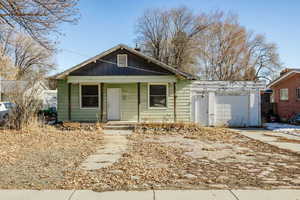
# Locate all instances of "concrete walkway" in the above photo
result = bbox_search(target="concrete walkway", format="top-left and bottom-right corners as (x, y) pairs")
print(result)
(232, 128), (300, 153)
(80, 130), (131, 170)
(1, 190), (300, 200)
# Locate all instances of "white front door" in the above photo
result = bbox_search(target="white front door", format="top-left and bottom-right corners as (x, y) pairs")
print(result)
(107, 88), (121, 120)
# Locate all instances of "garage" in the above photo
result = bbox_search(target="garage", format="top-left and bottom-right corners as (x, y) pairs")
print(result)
(215, 95), (249, 127)
(191, 81), (265, 127)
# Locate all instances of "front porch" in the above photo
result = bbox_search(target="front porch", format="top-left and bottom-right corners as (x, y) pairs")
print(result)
(58, 77), (183, 123)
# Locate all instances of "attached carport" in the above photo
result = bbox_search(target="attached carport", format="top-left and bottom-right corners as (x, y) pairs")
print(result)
(191, 81), (266, 127)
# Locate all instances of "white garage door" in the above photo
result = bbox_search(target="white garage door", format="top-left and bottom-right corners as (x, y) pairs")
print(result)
(215, 95), (249, 127)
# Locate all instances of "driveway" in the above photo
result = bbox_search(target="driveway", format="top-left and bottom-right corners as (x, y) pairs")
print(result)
(232, 128), (300, 153)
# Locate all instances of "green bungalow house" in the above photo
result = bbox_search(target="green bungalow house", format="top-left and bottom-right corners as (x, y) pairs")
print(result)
(54, 44), (195, 123)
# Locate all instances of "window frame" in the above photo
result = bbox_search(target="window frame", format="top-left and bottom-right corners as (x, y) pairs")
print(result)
(79, 83), (100, 109)
(296, 88), (300, 100)
(279, 88), (289, 101)
(117, 54), (128, 67)
(270, 91), (275, 103)
(148, 83), (168, 109)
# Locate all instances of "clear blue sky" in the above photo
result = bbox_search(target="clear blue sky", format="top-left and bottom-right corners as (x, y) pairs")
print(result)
(55, 0), (300, 73)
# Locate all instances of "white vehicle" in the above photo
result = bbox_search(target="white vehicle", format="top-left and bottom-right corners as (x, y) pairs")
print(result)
(0, 102), (15, 122)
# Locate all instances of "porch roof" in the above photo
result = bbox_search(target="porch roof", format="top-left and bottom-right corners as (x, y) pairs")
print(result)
(67, 75), (177, 83)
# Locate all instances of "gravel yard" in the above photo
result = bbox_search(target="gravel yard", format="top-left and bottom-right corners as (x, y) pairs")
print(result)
(0, 123), (300, 191)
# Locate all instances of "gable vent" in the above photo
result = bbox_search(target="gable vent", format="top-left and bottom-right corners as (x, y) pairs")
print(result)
(117, 54), (128, 67)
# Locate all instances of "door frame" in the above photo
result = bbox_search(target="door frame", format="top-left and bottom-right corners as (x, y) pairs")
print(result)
(106, 88), (121, 121)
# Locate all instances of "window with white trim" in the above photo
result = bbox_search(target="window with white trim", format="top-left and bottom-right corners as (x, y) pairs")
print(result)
(280, 88), (288, 101)
(296, 88), (300, 99)
(270, 92), (275, 103)
(81, 85), (99, 108)
(117, 54), (127, 67)
(149, 84), (167, 108)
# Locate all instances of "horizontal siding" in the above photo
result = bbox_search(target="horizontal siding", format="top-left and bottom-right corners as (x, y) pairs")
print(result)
(176, 80), (191, 122)
(57, 78), (192, 122)
(70, 84), (101, 121)
(57, 80), (68, 121)
(140, 80), (191, 122)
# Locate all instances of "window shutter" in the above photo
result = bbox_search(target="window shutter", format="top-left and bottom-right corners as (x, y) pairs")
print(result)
(117, 54), (128, 67)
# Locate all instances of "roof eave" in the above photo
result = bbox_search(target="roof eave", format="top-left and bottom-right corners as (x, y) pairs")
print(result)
(267, 71), (300, 88)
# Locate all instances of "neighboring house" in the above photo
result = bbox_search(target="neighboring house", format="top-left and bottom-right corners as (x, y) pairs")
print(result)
(41, 89), (57, 109)
(268, 68), (300, 121)
(53, 44), (264, 126)
(0, 79), (56, 109)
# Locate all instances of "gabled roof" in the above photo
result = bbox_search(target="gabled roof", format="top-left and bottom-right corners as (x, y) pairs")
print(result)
(54, 44), (195, 80)
(268, 69), (300, 88)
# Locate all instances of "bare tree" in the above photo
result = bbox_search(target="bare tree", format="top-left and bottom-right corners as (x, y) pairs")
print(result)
(135, 6), (209, 73)
(0, 31), (55, 80)
(0, 0), (79, 48)
(136, 8), (282, 80)
(243, 34), (282, 81)
(196, 11), (282, 81)
(135, 8), (169, 61)
(11, 33), (55, 80)
(197, 13), (248, 80)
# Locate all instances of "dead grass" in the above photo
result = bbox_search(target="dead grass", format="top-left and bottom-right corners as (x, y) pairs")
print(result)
(1, 122), (300, 190)
(0, 125), (103, 189)
(134, 122), (236, 141)
(56, 123), (300, 191)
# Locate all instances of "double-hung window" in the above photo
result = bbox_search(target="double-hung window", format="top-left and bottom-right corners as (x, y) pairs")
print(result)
(81, 85), (99, 108)
(280, 88), (288, 101)
(117, 54), (128, 67)
(149, 84), (167, 108)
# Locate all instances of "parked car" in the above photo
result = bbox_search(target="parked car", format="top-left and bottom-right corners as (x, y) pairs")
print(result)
(0, 102), (15, 122)
(289, 113), (300, 125)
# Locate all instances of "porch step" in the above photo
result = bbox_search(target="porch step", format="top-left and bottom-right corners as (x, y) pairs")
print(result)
(103, 125), (134, 130)
(106, 121), (136, 126)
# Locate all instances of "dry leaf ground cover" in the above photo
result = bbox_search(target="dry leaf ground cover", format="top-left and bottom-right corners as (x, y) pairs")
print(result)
(0, 124), (103, 189)
(59, 123), (300, 191)
(1, 122), (300, 191)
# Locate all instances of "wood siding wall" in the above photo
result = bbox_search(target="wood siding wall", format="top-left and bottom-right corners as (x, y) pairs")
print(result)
(57, 79), (191, 122)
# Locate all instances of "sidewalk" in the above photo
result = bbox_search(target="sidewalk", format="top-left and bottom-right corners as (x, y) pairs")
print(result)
(232, 128), (300, 153)
(1, 190), (300, 200)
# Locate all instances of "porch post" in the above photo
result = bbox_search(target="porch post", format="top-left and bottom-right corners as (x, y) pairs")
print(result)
(137, 82), (140, 122)
(68, 83), (71, 121)
(100, 83), (104, 122)
(173, 82), (177, 122)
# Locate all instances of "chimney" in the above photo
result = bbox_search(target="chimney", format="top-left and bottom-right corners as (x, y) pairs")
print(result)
(280, 68), (293, 76)
(134, 43), (141, 52)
